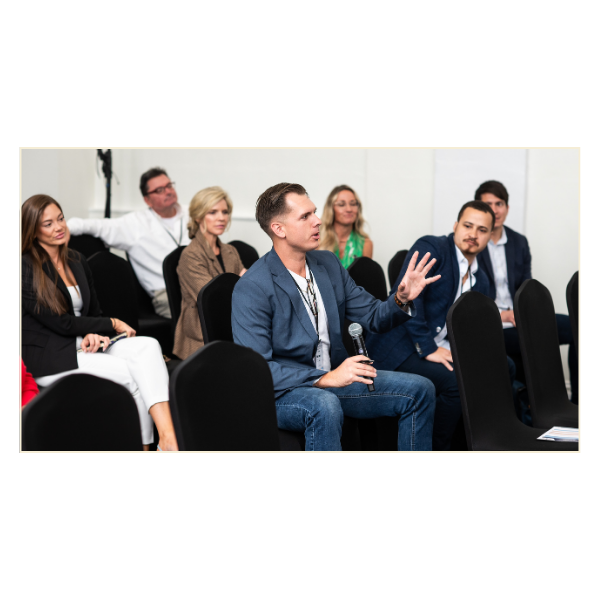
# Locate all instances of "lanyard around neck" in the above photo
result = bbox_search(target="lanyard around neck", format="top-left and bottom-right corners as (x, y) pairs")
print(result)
(149, 208), (183, 247)
(292, 266), (319, 335)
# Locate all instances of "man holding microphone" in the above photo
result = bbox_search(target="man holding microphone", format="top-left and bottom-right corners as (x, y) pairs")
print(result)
(232, 182), (440, 451)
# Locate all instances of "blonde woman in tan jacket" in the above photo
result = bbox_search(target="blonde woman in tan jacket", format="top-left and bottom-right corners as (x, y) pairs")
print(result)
(173, 187), (246, 359)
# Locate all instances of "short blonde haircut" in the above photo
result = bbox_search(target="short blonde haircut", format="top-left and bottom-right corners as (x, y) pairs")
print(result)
(187, 186), (233, 239)
(319, 184), (369, 253)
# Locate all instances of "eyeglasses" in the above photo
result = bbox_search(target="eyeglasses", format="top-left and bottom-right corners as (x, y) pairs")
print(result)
(334, 201), (359, 208)
(146, 182), (175, 195)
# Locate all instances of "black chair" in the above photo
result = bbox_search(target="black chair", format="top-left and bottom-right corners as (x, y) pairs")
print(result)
(198, 273), (240, 343)
(126, 253), (173, 357)
(87, 251), (141, 331)
(229, 240), (259, 269)
(69, 234), (108, 259)
(22, 374), (143, 451)
(347, 256), (394, 450)
(169, 341), (281, 450)
(388, 249), (409, 292)
(197, 274), (361, 451)
(87, 251), (176, 363)
(566, 271), (578, 350)
(514, 279), (578, 429)
(447, 291), (577, 450)
(163, 246), (186, 335)
(347, 256), (388, 301)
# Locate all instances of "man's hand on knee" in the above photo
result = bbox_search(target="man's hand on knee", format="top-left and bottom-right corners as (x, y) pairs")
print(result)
(314, 355), (377, 388)
(425, 347), (453, 371)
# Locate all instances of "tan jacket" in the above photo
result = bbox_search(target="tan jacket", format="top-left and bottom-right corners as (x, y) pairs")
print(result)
(173, 235), (244, 359)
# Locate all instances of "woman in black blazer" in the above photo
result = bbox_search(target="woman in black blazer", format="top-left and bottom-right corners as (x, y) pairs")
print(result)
(22, 194), (178, 451)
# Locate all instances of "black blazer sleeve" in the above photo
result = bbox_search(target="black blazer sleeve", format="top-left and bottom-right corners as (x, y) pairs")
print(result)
(21, 255), (114, 336)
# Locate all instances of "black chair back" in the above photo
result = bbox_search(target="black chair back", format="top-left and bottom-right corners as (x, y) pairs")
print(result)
(388, 250), (409, 291)
(163, 246), (186, 334)
(229, 240), (259, 269)
(126, 252), (160, 317)
(566, 271), (578, 350)
(514, 279), (578, 429)
(118, 253), (173, 356)
(197, 272), (240, 343)
(87, 251), (140, 331)
(347, 256), (388, 301)
(69, 235), (108, 258)
(169, 341), (281, 450)
(22, 374), (142, 451)
(447, 291), (577, 450)
(343, 256), (388, 356)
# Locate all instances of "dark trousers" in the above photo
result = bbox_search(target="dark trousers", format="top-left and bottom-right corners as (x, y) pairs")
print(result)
(396, 352), (516, 451)
(503, 313), (578, 404)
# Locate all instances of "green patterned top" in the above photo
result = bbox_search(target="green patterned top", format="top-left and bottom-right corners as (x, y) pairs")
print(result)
(334, 230), (366, 269)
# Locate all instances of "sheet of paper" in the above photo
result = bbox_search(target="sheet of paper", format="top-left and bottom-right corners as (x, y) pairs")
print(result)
(537, 426), (579, 442)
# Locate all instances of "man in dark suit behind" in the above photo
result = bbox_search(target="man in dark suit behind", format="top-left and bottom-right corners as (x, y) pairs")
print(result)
(367, 201), (515, 450)
(475, 180), (577, 403)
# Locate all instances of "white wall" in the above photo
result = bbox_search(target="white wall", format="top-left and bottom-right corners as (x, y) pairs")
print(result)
(526, 149), (579, 385)
(21, 149), (98, 221)
(20, 148), (579, 386)
(433, 149), (527, 235)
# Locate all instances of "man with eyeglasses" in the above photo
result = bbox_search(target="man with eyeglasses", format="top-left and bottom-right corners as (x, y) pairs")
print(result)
(68, 167), (190, 318)
(367, 201), (515, 450)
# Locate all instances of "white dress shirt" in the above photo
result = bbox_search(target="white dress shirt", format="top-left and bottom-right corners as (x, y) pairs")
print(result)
(288, 265), (331, 372)
(68, 204), (190, 295)
(487, 227), (514, 329)
(434, 243), (478, 350)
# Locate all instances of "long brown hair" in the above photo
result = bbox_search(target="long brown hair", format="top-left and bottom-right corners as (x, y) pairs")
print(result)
(22, 194), (76, 314)
(319, 184), (369, 253)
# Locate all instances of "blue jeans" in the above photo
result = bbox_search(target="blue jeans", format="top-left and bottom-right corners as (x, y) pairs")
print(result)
(275, 370), (436, 451)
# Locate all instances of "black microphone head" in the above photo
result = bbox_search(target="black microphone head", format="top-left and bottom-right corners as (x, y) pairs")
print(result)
(348, 322), (363, 338)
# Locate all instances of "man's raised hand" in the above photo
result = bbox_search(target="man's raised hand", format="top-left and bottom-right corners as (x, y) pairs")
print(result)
(396, 251), (441, 303)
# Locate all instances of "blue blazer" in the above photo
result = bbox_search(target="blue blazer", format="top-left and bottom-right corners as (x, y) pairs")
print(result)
(367, 233), (490, 371)
(478, 225), (532, 301)
(232, 248), (412, 398)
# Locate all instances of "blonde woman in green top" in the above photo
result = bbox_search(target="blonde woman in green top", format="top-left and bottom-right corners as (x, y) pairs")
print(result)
(319, 184), (373, 268)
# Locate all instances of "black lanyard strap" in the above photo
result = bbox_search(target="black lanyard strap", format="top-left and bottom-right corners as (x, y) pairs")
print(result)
(292, 267), (319, 334)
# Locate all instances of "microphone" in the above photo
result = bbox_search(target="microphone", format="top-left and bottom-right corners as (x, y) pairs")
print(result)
(348, 323), (375, 392)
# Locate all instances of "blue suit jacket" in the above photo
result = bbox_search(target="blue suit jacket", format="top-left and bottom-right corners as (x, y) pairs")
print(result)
(232, 248), (412, 398)
(367, 233), (490, 371)
(478, 225), (532, 301)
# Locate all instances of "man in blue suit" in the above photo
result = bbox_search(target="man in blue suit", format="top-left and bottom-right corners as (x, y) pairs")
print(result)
(232, 182), (439, 451)
(475, 180), (577, 403)
(367, 201), (507, 450)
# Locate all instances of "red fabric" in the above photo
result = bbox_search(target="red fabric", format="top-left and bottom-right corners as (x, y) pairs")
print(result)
(21, 359), (39, 407)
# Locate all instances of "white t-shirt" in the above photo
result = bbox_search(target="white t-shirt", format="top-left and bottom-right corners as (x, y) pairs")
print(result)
(67, 285), (84, 349)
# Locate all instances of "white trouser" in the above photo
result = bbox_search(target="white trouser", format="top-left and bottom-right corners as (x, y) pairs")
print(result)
(35, 336), (169, 444)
